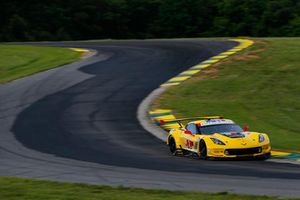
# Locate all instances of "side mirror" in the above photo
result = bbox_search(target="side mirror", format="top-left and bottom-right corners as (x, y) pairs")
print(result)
(185, 130), (192, 135)
(243, 125), (249, 132)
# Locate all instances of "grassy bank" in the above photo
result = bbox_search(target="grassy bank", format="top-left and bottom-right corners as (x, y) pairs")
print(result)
(0, 46), (81, 83)
(0, 177), (298, 200)
(155, 38), (300, 151)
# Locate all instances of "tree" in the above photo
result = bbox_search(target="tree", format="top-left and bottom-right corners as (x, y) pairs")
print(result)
(4, 15), (31, 41)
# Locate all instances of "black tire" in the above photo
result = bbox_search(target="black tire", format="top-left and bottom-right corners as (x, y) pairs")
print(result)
(199, 140), (207, 159)
(256, 152), (271, 160)
(169, 137), (177, 155)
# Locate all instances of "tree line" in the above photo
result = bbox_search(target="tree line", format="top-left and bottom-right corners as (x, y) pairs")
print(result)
(1, 0), (300, 42)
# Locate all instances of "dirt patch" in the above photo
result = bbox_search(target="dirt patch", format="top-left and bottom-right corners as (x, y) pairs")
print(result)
(198, 67), (220, 79)
(190, 39), (268, 81)
(188, 68), (220, 82)
(213, 39), (268, 66)
(232, 54), (260, 61)
(201, 67), (219, 74)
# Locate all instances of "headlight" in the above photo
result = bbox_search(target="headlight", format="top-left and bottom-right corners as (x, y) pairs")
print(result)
(210, 138), (225, 145)
(259, 134), (265, 143)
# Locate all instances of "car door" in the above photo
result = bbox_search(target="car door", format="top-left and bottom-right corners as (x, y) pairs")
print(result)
(183, 123), (198, 151)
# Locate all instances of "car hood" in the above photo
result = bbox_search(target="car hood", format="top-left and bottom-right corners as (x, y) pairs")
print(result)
(211, 132), (262, 147)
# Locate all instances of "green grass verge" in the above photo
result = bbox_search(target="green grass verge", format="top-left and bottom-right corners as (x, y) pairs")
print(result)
(0, 46), (81, 83)
(0, 177), (298, 200)
(155, 38), (300, 151)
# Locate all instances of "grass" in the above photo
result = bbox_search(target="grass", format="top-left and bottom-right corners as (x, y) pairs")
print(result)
(0, 46), (81, 83)
(0, 177), (298, 200)
(155, 38), (300, 151)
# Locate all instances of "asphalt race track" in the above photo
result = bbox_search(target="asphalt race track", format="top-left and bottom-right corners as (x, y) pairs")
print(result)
(0, 40), (299, 196)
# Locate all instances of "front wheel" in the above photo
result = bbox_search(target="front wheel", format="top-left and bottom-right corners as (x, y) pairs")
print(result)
(256, 152), (271, 160)
(199, 140), (207, 159)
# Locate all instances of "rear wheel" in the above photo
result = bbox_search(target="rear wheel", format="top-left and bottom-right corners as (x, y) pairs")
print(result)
(199, 140), (207, 159)
(169, 137), (177, 155)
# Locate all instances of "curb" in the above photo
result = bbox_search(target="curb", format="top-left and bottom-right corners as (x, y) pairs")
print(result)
(160, 39), (253, 87)
(137, 87), (168, 141)
(69, 48), (96, 59)
(69, 48), (90, 53)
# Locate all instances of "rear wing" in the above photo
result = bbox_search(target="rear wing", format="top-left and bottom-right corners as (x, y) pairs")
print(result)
(159, 116), (224, 128)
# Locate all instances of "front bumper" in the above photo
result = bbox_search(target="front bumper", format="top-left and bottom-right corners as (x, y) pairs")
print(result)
(207, 144), (271, 158)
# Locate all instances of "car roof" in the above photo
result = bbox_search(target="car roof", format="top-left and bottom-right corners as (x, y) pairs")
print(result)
(188, 119), (235, 127)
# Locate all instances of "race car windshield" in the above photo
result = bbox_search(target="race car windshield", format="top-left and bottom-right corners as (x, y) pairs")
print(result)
(198, 124), (243, 135)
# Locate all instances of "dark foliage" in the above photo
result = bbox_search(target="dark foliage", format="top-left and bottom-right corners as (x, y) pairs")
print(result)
(1, 0), (300, 41)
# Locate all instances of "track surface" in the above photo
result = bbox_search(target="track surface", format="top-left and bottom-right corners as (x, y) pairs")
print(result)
(0, 40), (299, 196)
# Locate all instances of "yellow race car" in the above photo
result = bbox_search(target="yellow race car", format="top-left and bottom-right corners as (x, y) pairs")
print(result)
(165, 116), (271, 159)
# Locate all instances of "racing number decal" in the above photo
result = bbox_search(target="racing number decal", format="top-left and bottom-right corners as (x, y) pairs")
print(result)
(185, 139), (194, 149)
